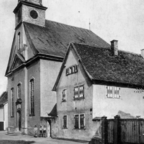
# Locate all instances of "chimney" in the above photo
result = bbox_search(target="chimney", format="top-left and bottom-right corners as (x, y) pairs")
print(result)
(141, 49), (144, 58)
(111, 40), (118, 56)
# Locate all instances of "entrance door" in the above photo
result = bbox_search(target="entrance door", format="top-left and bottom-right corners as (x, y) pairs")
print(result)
(17, 111), (21, 131)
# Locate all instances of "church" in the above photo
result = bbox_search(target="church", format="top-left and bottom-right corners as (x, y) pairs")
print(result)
(5, 0), (109, 135)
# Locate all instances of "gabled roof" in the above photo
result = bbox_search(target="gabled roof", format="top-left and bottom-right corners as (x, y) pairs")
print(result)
(53, 43), (144, 90)
(0, 92), (8, 108)
(24, 20), (110, 58)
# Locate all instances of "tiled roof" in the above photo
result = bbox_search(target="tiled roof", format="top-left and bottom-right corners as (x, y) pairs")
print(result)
(73, 43), (144, 87)
(0, 92), (8, 107)
(24, 20), (110, 58)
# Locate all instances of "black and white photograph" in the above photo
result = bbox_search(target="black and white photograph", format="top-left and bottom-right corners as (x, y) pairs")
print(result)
(0, 0), (144, 144)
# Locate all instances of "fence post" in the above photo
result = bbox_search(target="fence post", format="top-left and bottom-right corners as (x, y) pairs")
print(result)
(101, 116), (107, 144)
(114, 115), (121, 144)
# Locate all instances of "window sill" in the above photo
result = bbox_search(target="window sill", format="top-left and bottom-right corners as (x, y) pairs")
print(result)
(74, 97), (85, 101)
(62, 127), (68, 129)
(62, 100), (66, 102)
(74, 128), (86, 130)
(29, 115), (35, 117)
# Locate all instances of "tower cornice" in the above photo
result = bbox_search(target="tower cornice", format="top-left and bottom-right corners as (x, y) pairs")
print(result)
(13, 1), (47, 14)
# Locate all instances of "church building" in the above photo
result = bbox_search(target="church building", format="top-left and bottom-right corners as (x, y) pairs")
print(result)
(5, 0), (109, 135)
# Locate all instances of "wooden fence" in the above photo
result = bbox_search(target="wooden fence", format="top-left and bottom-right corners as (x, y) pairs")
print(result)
(92, 116), (144, 144)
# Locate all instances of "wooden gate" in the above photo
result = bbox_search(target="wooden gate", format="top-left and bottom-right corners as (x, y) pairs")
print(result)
(101, 116), (144, 144)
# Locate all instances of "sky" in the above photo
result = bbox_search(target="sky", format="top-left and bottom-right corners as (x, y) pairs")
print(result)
(0, 0), (144, 95)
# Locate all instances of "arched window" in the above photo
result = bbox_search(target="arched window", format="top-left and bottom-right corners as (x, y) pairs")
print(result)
(30, 79), (34, 116)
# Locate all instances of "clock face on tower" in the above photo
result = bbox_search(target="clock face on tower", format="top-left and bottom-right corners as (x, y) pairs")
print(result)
(30, 10), (38, 19)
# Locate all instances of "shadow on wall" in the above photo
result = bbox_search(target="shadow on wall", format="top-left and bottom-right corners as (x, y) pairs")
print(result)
(0, 140), (35, 144)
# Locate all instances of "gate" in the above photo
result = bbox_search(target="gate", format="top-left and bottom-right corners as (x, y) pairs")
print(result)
(102, 116), (144, 144)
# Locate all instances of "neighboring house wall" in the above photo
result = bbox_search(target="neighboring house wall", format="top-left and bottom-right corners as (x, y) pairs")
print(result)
(40, 59), (62, 117)
(93, 85), (144, 119)
(4, 103), (8, 130)
(51, 50), (100, 141)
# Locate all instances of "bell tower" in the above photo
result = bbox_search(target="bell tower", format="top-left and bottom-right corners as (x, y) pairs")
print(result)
(14, 0), (47, 28)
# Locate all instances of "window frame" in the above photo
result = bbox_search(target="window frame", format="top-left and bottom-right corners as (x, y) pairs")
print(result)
(74, 114), (85, 130)
(63, 115), (68, 129)
(66, 65), (78, 76)
(107, 86), (120, 99)
(74, 85), (84, 100)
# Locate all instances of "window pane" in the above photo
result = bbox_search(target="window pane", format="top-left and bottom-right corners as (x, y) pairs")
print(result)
(80, 114), (85, 129)
(74, 115), (79, 129)
(74, 87), (79, 98)
(79, 86), (84, 98)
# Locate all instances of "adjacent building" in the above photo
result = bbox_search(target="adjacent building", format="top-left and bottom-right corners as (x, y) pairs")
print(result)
(0, 92), (8, 131)
(5, 0), (109, 135)
(51, 42), (144, 141)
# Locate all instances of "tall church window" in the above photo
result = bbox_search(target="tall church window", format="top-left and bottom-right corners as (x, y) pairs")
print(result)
(17, 83), (21, 99)
(30, 79), (35, 116)
(11, 88), (14, 117)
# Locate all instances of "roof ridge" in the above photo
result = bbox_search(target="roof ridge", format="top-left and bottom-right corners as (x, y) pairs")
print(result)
(45, 19), (91, 32)
(72, 42), (141, 57)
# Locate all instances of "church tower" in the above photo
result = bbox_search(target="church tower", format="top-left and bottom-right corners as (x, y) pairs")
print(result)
(14, 0), (47, 28)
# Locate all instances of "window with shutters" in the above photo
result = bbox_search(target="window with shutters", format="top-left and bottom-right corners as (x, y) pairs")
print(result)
(11, 88), (14, 117)
(30, 79), (35, 116)
(74, 85), (84, 100)
(107, 86), (120, 98)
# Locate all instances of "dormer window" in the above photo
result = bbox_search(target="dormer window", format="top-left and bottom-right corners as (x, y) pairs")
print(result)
(66, 65), (78, 76)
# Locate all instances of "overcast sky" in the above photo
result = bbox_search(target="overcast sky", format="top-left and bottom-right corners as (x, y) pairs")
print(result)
(0, 0), (144, 95)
